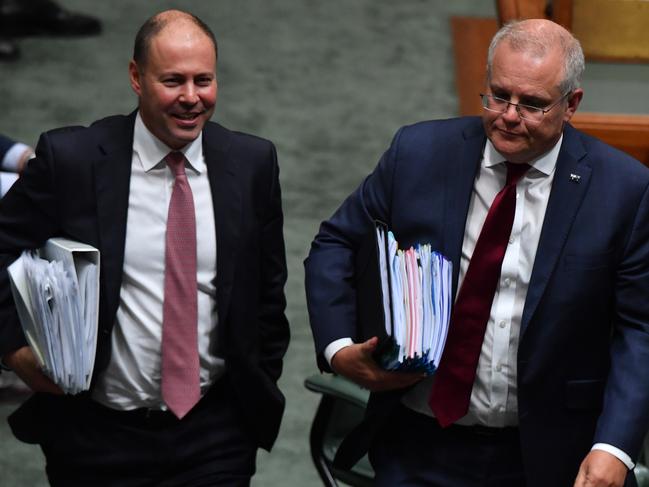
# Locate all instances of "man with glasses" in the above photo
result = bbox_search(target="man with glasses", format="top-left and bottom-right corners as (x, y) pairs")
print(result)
(305, 19), (649, 487)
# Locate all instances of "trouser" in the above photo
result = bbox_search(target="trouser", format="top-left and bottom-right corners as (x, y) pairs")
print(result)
(369, 404), (526, 487)
(40, 378), (257, 487)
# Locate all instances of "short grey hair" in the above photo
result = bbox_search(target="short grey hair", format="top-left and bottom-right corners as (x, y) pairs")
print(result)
(486, 20), (585, 94)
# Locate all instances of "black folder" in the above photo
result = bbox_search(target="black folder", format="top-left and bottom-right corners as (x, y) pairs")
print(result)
(354, 220), (452, 374)
(354, 220), (397, 365)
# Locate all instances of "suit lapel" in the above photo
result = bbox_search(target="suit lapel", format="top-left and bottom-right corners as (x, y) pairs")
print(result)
(94, 114), (135, 326)
(521, 125), (590, 337)
(203, 123), (241, 350)
(443, 120), (485, 295)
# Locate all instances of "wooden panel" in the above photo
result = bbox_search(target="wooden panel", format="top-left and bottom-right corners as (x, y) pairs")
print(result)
(451, 16), (498, 116)
(571, 0), (649, 62)
(571, 113), (649, 166)
(551, 0), (573, 29)
(496, 0), (547, 23)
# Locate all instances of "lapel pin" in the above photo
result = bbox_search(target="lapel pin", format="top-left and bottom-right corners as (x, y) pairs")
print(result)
(569, 173), (581, 183)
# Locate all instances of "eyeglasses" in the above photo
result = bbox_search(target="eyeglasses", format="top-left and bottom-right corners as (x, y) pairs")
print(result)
(480, 92), (572, 122)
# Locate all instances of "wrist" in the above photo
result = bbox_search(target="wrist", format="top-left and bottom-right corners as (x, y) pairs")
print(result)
(591, 443), (634, 470)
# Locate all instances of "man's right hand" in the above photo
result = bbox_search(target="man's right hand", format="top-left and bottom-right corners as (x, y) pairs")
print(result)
(331, 336), (425, 391)
(2, 346), (63, 395)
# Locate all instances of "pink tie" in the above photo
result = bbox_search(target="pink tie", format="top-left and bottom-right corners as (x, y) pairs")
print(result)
(161, 151), (200, 419)
(429, 162), (529, 427)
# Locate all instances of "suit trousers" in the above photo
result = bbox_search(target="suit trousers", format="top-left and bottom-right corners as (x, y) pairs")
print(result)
(368, 404), (526, 487)
(38, 378), (257, 487)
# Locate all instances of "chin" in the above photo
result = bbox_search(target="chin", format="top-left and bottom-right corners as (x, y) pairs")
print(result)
(169, 128), (201, 147)
(492, 143), (519, 158)
(492, 136), (526, 157)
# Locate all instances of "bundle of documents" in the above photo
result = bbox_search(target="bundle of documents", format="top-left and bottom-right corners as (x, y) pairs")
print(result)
(8, 238), (99, 394)
(355, 222), (452, 375)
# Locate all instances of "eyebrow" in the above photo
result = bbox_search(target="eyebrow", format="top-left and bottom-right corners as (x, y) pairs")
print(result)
(159, 71), (215, 78)
(490, 86), (552, 106)
(518, 95), (551, 106)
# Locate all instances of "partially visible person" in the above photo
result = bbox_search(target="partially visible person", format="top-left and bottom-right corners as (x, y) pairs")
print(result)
(0, 9), (289, 486)
(0, 135), (33, 399)
(0, 134), (33, 197)
(0, 0), (101, 61)
(306, 19), (649, 487)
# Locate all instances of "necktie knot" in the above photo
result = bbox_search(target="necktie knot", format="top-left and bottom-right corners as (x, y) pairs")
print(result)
(166, 151), (187, 177)
(505, 161), (530, 186)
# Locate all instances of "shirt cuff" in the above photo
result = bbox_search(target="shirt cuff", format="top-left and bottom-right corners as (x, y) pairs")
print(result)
(1, 142), (31, 172)
(324, 338), (354, 368)
(591, 443), (635, 470)
(0, 172), (18, 198)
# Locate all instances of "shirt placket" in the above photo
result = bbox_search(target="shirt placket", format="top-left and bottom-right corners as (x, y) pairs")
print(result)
(487, 176), (525, 426)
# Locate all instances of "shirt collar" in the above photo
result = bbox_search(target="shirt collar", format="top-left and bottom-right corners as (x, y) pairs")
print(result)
(133, 111), (205, 174)
(482, 134), (563, 176)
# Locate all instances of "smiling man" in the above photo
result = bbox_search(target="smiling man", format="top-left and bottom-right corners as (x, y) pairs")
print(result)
(305, 19), (649, 487)
(0, 9), (289, 486)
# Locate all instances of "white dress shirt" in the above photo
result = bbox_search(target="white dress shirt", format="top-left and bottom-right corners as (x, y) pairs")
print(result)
(0, 141), (31, 198)
(92, 113), (224, 410)
(0, 173), (18, 198)
(1, 141), (31, 172)
(325, 134), (633, 468)
(402, 137), (558, 423)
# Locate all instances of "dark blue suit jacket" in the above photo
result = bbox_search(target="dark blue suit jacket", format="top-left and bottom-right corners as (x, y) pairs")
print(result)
(0, 113), (290, 451)
(305, 116), (649, 486)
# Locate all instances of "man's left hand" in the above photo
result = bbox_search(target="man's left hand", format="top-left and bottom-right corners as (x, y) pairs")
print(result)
(574, 450), (628, 487)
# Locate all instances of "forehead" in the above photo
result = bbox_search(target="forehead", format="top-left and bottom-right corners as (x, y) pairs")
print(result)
(490, 41), (563, 97)
(146, 22), (216, 70)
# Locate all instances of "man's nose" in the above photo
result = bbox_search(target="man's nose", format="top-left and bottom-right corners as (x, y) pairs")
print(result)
(179, 84), (199, 104)
(501, 102), (521, 122)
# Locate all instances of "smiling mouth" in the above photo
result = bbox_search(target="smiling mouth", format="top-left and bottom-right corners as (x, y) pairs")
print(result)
(173, 112), (202, 121)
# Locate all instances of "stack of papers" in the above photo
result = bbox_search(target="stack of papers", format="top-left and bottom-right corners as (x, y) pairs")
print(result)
(8, 238), (99, 394)
(375, 226), (452, 374)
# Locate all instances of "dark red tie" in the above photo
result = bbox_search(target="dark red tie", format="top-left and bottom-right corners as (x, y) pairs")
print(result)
(429, 162), (529, 427)
(161, 151), (200, 419)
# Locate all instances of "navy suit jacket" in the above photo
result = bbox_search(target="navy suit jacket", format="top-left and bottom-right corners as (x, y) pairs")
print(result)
(0, 113), (290, 451)
(305, 116), (649, 486)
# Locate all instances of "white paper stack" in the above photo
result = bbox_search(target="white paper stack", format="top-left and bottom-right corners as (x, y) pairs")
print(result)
(377, 227), (452, 374)
(8, 238), (99, 394)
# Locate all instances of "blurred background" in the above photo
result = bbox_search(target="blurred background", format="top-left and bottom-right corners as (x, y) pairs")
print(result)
(1, 1), (648, 485)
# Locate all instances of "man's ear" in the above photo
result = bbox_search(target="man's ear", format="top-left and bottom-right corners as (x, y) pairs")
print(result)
(564, 88), (584, 122)
(128, 60), (142, 96)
